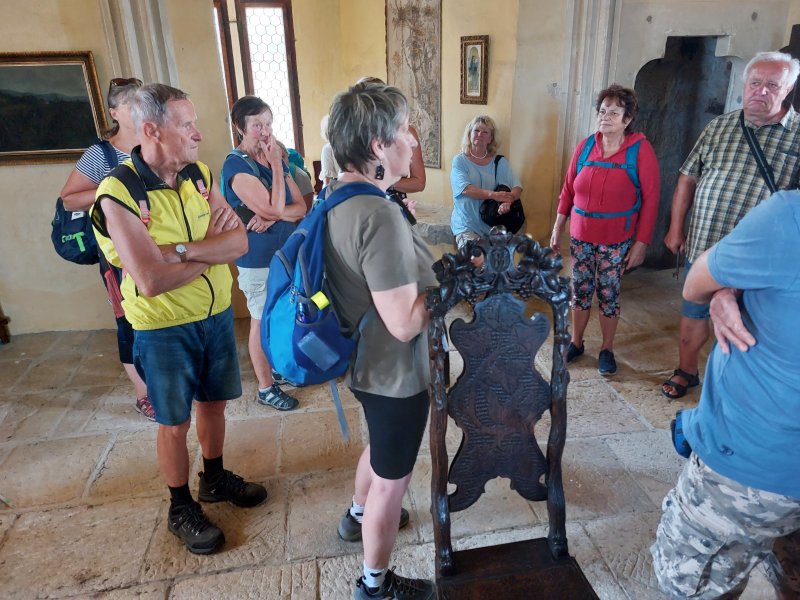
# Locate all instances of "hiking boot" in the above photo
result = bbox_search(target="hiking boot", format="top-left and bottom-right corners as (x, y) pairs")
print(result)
(257, 384), (299, 411)
(198, 469), (267, 508)
(168, 501), (224, 555)
(135, 396), (156, 421)
(354, 570), (436, 600)
(338, 507), (410, 542)
(566, 342), (584, 363)
(598, 349), (617, 375)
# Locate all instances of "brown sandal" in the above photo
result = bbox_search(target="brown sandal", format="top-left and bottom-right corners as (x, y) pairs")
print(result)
(661, 369), (700, 400)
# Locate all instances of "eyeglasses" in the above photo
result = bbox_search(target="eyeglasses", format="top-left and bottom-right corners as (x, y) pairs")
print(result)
(598, 109), (623, 118)
(109, 77), (143, 90)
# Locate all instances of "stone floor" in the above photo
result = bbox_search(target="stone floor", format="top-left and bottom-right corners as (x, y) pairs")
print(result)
(0, 267), (778, 599)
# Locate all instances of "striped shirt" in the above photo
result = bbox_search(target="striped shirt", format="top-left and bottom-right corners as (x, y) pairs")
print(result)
(75, 142), (129, 184)
(682, 107), (800, 261)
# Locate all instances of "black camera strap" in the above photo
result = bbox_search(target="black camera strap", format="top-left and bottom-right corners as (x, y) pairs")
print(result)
(739, 111), (778, 194)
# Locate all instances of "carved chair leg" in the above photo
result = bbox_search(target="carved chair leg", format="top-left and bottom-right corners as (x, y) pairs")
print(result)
(430, 398), (454, 576)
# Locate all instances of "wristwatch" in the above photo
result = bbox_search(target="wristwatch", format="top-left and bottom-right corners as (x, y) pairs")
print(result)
(176, 243), (188, 263)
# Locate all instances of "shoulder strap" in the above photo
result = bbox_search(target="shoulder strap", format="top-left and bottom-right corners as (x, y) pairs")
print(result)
(97, 139), (119, 169)
(182, 163), (211, 200)
(321, 182), (386, 212)
(227, 149), (272, 189)
(576, 135), (596, 176)
(739, 111), (778, 194)
(623, 140), (642, 198)
(93, 165), (150, 237)
(493, 154), (504, 180)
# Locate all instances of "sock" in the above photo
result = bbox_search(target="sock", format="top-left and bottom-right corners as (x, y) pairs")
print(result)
(349, 497), (365, 523)
(258, 385), (271, 394)
(362, 564), (387, 590)
(168, 483), (193, 509)
(203, 455), (224, 479)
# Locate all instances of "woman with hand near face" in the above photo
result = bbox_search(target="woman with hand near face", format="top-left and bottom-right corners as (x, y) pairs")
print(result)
(221, 96), (307, 411)
(550, 84), (660, 375)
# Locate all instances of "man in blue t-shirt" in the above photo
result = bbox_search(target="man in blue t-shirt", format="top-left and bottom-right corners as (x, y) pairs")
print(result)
(651, 190), (800, 599)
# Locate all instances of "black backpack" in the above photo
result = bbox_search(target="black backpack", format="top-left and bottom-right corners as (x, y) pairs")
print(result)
(51, 140), (118, 265)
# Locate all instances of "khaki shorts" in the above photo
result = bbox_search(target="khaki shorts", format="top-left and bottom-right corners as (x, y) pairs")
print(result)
(237, 266), (269, 320)
(651, 454), (800, 599)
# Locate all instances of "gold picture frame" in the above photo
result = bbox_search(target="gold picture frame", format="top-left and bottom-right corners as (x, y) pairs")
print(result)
(0, 51), (107, 165)
(460, 35), (488, 104)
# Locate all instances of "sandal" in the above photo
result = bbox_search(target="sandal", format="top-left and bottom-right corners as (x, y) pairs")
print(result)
(257, 384), (299, 411)
(135, 396), (156, 422)
(661, 369), (700, 400)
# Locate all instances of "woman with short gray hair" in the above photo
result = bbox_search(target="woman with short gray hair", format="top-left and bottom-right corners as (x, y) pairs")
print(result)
(324, 83), (436, 600)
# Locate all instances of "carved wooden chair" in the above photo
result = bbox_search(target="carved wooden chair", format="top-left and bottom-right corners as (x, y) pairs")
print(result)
(426, 229), (598, 599)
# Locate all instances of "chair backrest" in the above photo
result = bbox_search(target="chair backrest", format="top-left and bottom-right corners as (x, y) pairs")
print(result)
(426, 228), (572, 576)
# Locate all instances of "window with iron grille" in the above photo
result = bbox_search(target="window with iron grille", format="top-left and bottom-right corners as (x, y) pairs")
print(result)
(214, 0), (303, 154)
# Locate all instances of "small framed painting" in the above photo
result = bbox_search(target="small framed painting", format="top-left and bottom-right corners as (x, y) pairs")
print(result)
(0, 51), (107, 165)
(460, 35), (488, 104)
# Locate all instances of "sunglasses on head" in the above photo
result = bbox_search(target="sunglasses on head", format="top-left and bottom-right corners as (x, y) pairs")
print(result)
(109, 77), (143, 89)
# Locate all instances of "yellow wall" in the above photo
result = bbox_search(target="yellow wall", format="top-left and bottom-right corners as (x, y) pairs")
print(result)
(2, 0), (798, 334)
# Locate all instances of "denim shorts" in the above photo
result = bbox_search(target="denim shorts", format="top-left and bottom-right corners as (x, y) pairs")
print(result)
(133, 307), (242, 425)
(237, 266), (269, 320)
(681, 259), (710, 320)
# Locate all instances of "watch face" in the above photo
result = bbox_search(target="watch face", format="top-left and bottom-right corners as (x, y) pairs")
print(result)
(176, 244), (187, 254)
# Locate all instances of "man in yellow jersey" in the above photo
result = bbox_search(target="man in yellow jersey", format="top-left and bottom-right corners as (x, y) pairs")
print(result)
(91, 84), (264, 555)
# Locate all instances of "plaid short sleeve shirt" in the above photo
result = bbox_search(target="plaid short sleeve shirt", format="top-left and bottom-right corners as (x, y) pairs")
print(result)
(682, 107), (800, 261)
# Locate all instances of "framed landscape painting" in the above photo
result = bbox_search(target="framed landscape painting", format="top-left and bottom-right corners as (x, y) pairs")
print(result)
(0, 51), (106, 165)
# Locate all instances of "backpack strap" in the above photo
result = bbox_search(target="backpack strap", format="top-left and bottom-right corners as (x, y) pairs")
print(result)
(321, 182), (386, 212)
(97, 139), (119, 169)
(114, 165), (152, 226)
(493, 154), (504, 184)
(573, 136), (642, 231)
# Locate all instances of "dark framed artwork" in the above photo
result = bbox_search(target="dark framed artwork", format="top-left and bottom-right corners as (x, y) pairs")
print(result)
(460, 35), (488, 104)
(0, 51), (107, 165)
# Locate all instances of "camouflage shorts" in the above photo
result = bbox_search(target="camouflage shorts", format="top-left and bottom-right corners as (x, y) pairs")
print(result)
(651, 454), (800, 599)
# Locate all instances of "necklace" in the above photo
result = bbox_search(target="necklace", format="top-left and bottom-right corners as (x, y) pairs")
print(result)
(469, 147), (488, 160)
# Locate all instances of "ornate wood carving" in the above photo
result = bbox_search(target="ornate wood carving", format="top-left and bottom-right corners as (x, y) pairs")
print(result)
(426, 228), (571, 577)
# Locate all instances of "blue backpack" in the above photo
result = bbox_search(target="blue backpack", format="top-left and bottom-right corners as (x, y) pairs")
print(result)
(262, 182), (386, 437)
(574, 135), (642, 230)
(51, 139), (117, 265)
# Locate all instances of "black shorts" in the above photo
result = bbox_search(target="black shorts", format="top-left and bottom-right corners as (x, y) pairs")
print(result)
(353, 388), (430, 480)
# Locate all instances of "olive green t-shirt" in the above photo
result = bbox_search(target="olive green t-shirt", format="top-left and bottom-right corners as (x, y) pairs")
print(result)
(324, 184), (437, 398)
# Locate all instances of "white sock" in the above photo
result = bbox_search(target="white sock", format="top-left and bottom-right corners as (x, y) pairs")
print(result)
(349, 497), (365, 523)
(258, 386), (272, 394)
(362, 564), (387, 589)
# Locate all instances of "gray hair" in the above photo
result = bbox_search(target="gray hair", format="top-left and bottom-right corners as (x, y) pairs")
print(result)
(130, 83), (189, 133)
(460, 115), (499, 156)
(327, 83), (409, 175)
(743, 51), (800, 88)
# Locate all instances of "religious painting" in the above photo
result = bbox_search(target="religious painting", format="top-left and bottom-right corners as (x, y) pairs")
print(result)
(460, 36), (488, 105)
(0, 51), (106, 165)
(386, 0), (442, 168)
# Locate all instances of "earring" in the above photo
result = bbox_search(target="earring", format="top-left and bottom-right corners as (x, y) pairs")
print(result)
(375, 161), (385, 180)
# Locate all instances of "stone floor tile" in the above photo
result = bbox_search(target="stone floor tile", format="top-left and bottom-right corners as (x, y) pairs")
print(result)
(54, 386), (116, 436)
(141, 478), (287, 580)
(73, 352), (127, 387)
(279, 407), (364, 475)
(543, 438), (656, 523)
(409, 457), (542, 545)
(83, 330), (124, 355)
(0, 512), (16, 542)
(604, 430), (685, 506)
(170, 561), (317, 599)
(219, 417), (279, 481)
(14, 353), (83, 393)
(606, 375), (699, 431)
(0, 357), (32, 390)
(0, 331), (60, 359)
(319, 542), (435, 600)
(535, 379), (648, 439)
(69, 581), (169, 599)
(0, 390), (69, 442)
(286, 470), (369, 561)
(0, 434), (110, 508)
(89, 429), (173, 500)
(0, 497), (160, 598)
(48, 331), (94, 354)
(84, 386), (156, 432)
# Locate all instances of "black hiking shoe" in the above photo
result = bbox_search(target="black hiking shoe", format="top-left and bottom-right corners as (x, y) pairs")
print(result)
(198, 469), (267, 508)
(338, 507), (410, 542)
(167, 501), (224, 555)
(354, 570), (436, 599)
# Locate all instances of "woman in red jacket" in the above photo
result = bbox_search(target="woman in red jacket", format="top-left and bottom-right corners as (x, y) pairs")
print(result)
(550, 84), (660, 375)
